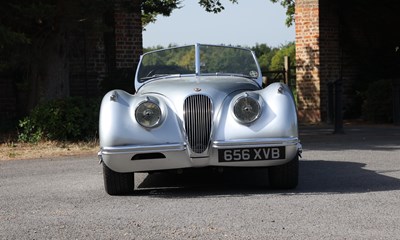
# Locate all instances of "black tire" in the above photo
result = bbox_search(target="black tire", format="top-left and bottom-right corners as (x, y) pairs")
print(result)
(268, 155), (299, 189)
(103, 163), (135, 195)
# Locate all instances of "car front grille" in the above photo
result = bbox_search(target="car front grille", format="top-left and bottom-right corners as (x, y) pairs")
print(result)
(183, 94), (212, 154)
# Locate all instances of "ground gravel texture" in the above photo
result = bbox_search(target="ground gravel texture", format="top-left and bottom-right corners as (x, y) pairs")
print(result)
(1, 124), (400, 239)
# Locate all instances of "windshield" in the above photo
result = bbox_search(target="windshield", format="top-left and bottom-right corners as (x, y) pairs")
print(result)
(137, 46), (196, 82)
(199, 45), (259, 77)
(136, 44), (261, 83)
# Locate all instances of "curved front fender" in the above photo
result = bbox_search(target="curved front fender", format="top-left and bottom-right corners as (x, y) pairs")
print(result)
(99, 90), (185, 148)
(213, 82), (298, 141)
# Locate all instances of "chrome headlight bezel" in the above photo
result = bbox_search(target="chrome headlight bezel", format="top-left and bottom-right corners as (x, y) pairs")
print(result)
(135, 98), (163, 128)
(233, 93), (262, 124)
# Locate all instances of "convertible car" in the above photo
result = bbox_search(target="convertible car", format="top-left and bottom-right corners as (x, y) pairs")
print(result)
(98, 44), (302, 195)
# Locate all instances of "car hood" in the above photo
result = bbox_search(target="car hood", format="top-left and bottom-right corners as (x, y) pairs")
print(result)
(137, 75), (260, 99)
(135, 76), (261, 118)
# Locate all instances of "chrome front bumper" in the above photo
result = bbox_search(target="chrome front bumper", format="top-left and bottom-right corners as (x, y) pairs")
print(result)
(98, 137), (302, 173)
(100, 143), (186, 155)
(213, 137), (301, 149)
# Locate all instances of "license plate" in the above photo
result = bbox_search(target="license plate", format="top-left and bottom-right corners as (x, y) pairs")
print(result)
(218, 146), (285, 162)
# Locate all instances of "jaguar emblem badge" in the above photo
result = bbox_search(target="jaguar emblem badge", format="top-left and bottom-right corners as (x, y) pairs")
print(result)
(194, 88), (202, 92)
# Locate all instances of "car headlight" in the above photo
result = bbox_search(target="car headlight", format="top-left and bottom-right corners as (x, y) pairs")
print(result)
(135, 100), (162, 128)
(233, 94), (261, 124)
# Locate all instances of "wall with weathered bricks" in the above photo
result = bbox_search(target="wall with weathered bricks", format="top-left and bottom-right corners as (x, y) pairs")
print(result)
(1, 0), (143, 125)
(114, 0), (142, 70)
(69, 0), (142, 97)
(296, 0), (360, 123)
(295, 0), (321, 122)
(111, 0), (142, 93)
(69, 30), (107, 97)
(318, 0), (340, 122)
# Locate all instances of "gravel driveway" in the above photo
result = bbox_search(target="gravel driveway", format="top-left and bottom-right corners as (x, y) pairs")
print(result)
(1, 125), (400, 239)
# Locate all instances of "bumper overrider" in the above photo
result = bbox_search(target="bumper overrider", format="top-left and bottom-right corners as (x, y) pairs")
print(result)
(98, 137), (302, 173)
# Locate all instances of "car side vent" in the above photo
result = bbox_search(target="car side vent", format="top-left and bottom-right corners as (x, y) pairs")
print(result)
(183, 95), (212, 154)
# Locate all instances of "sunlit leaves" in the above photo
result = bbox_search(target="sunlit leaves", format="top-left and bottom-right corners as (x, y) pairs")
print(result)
(269, 0), (294, 26)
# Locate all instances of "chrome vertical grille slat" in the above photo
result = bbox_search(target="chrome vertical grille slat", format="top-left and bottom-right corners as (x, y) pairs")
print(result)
(183, 95), (212, 154)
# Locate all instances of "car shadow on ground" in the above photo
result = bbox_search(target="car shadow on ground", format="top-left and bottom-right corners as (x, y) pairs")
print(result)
(298, 160), (400, 193)
(133, 160), (400, 197)
(299, 125), (400, 151)
(131, 125), (400, 197)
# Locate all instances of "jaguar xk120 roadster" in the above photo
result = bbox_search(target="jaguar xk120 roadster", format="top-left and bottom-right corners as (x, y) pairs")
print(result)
(98, 44), (302, 195)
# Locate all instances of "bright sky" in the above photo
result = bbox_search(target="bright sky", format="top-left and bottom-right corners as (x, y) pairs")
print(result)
(142, 0), (295, 48)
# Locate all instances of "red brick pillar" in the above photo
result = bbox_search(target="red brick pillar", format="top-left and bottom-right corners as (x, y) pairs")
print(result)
(295, 0), (321, 123)
(114, 0), (142, 70)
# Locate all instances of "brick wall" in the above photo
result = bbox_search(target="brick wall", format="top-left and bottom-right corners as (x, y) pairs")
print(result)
(69, 0), (142, 97)
(112, 0), (142, 93)
(295, 0), (321, 123)
(318, 0), (340, 121)
(114, 0), (142, 70)
(1, 0), (143, 125)
(69, 30), (106, 97)
(296, 0), (360, 123)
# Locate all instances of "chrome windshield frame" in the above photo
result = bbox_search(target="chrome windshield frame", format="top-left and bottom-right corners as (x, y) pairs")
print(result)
(195, 43), (201, 76)
(134, 43), (263, 90)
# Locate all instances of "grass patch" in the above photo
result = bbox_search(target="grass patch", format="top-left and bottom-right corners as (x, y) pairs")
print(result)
(0, 137), (98, 161)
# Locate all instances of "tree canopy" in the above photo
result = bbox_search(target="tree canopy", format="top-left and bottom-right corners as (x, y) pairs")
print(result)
(144, 42), (295, 73)
(0, 0), (294, 74)
(143, 0), (294, 26)
(0, 0), (295, 117)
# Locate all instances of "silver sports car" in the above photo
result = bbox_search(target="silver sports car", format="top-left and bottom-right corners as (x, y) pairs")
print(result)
(98, 44), (302, 195)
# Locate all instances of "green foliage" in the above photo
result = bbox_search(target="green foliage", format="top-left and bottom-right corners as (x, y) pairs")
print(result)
(0, 0), (114, 100)
(200, 45), (258, 74)
(362, 79), (393, 123)
(142, 0), (182, 26)
(144, 43), (295, 74)
(0, 1), (56, 73)
(250, 42), (295, 75)
(198, 0), (238, 13)
(18, 98), (100, 142)
(270, 42), (295, 71)
(142, 0), (293, 27)
(141, 45), (262, 79)
(251, 44), (278, 71)
(144, 45), (166, 53)
(200, 0), (294, 25)
(18, 118), (44, 143)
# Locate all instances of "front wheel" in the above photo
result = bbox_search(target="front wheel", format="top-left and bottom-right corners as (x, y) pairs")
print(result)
(268, 155), (299, 189)
(103, 164), (135, 195)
